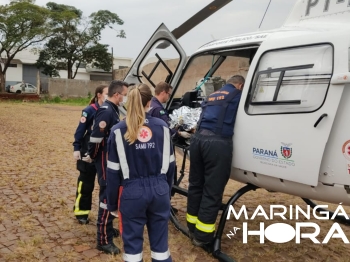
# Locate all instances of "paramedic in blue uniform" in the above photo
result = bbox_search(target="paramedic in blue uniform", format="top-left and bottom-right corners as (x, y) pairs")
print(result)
(106, 83), (175, 262)
(149, 81), (191, 139)
(186, 75), (245, 250)
(83, 80), (128, 255)
(72, 85), (108, 225)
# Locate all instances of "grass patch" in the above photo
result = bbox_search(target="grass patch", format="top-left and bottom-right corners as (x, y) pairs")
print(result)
(40, 95), (91, 106)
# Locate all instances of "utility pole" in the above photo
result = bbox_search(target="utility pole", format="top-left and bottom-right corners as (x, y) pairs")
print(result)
(111, 47), (114, 80)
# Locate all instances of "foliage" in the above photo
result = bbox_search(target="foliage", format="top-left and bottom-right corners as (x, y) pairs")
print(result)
(36, 3), (126, 79)
(0, 0), (54, 92)
(40, 95), (90, 105)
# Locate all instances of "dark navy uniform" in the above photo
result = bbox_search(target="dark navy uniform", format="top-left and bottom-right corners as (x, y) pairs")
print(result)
(149, 97), (176, 136)
(88, 100), (120, 246)
(186, 83), (242, 243)
(72, 102), (99, 220)
(106, 114), (175, 262)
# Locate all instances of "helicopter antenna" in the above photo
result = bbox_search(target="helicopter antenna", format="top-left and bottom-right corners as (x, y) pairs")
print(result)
(259, 0), (272, 29)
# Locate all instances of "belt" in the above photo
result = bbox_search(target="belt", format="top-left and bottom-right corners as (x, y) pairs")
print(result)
(198, 129), (216, 136)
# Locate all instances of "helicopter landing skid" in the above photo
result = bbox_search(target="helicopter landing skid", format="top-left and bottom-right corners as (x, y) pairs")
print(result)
(302, 198), (350, 225)
(170, 183), (259, 262)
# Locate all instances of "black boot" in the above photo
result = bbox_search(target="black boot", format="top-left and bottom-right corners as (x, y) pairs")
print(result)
(192, 238), (213, 253)
(76, 216), (89, 225)
(113, 228), (120, 238)
(96, 242), (120, 255)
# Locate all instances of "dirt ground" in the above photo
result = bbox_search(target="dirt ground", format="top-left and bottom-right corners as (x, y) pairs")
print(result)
(1, 103), (350, 262)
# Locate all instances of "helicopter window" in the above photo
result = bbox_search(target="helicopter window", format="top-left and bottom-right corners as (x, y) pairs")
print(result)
(174, 53), (251, 99)
(172, 55), (220, 98)
(138, 39), (181, 90)
(246, 44), (333, 114)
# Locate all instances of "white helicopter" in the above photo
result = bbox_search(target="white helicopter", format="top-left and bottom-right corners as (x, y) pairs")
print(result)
(123, 0), (350, 260)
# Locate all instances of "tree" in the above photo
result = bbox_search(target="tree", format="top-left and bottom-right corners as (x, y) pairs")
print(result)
(36, 3), (125, 79)
(0, 0), (53, 92)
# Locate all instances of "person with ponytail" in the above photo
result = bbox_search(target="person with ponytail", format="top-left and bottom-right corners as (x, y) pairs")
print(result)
(106, 83), (175, 262)
(72, 85), (108, 225)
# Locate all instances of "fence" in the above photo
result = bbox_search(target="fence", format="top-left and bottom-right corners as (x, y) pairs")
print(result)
(47, 78), (111, 98)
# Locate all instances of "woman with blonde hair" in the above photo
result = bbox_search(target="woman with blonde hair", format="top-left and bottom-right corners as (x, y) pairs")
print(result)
(106, 83), (174, 262)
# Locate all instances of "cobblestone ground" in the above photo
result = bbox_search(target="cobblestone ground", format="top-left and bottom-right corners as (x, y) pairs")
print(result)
(1, 103), (350, 262)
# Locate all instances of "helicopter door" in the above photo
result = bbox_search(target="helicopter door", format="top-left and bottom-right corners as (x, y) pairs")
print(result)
(234, 43), (343, 186)
(124, 23), (187, 89)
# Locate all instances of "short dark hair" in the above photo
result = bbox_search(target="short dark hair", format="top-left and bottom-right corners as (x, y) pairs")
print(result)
(108, 80), (129, 97)
(155, 81), (171, 95)
(227, 75), (245, 86)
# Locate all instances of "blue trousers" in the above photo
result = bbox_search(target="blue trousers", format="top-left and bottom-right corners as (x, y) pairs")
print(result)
(119, 175), (172, 262)
(95, 154), (115, 246)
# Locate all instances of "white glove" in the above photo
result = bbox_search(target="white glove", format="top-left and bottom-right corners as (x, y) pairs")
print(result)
(178, 131), (192, 139)
(73, 151), (81, 160)
(110, 211), (119, 218)
(82, 154), (93, 163)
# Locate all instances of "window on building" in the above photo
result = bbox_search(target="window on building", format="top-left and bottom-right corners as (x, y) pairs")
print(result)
(8, 64), (17, 68)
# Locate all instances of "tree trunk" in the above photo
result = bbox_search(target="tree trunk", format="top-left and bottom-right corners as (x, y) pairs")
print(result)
(67, 62), (72, 79)
(0, 71), (5, 93)
(36, 70), (40, 95)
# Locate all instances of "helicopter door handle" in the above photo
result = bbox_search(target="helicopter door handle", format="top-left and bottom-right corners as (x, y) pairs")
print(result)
(314, 114), (328, 128)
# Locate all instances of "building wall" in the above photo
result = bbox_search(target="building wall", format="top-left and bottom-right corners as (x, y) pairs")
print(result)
(114, 58), (132, 69)
(4, 64), (23, 86)
(48, 78), (110, 98)
(113, 68), (130, 81)
(23, 64), (42, 86)
(58, 70), (90, 80)
(3, 48), (132, 87)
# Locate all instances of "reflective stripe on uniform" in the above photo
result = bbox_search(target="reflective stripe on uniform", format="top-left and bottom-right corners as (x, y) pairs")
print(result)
(100, 202), (107, 209)
(74, 210), (90, 215)
(186, 213), (197, 225)
(196, 219), (215, 233)
(169, 154), (175, 162)
(161, 126), (170, 174)
(90, 136), (103, 143)
(151, 249), (170, 260)
(123, 252), (143, 262)
(73, 181), (90, 216)
(107, 160), (120, 171)
(115, 129), (130, 179)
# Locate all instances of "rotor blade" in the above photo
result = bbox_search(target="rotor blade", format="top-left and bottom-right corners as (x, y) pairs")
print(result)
(171, 0), (233, 39)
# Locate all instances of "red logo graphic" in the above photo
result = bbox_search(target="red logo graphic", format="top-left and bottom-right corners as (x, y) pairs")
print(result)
(342, 140), (350, 161)
(140, 129), (148, 139)
(280, 143), (292, 159)
(138, 126), (152, 143)
(282, 147), (291, 158)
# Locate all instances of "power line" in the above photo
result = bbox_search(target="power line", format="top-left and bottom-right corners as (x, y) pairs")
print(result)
(259, 0), (272, 29)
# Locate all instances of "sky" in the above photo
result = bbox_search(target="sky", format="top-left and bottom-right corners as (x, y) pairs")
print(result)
(1, 0), (298, 59)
